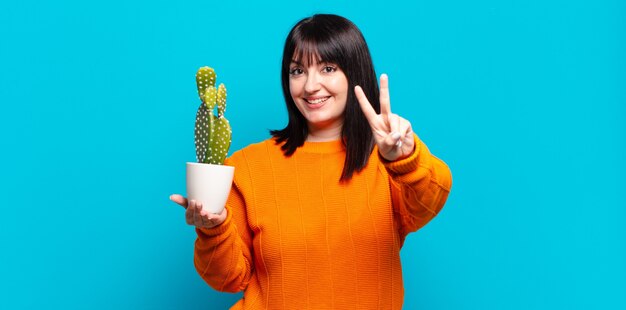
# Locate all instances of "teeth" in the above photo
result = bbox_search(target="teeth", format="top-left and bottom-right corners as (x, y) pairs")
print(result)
(306, 97), (330, 104)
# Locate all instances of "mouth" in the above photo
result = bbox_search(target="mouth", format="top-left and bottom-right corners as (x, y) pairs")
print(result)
(304, 96), (331, 105)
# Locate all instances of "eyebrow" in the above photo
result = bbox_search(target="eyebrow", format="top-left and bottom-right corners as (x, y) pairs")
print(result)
(290, 59), (334, 66)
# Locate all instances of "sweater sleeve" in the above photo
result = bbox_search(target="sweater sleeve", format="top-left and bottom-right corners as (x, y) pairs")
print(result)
(381, 134), (452, 241)
(193, 158), (254, 293)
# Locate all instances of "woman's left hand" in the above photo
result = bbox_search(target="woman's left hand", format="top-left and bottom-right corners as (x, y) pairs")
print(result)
(355, 74), (415, 161)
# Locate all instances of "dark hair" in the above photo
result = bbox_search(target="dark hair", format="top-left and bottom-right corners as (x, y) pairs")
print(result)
(270, 14), (380, 182)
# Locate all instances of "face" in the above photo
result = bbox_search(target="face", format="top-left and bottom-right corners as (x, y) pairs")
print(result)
(288, 57), (349, 133)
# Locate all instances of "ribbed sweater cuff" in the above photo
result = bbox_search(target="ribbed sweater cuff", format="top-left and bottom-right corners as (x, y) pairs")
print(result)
(195, 206), (233, 237)
(381, 134), (422, 175)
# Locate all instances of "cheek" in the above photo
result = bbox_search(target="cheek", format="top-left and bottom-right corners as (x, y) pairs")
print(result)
(289, 79), (302, 97)
(328, 76), (349, 95)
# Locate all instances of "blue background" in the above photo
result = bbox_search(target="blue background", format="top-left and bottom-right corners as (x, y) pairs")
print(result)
(1, 0), (624, 309)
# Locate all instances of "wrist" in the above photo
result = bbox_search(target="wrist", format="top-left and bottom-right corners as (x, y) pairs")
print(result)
(380, 134), (421, 174)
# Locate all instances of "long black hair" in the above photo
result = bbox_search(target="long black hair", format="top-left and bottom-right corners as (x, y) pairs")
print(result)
(270, 14), (380, 182)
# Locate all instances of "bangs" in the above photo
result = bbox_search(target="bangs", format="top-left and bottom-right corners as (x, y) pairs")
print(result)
(290, 33), (343, 68)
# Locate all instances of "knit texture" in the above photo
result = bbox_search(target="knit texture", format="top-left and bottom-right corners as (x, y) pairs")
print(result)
(194, 135), (452, 309)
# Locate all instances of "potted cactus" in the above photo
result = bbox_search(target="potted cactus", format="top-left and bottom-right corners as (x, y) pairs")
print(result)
(186, 66), (234, 214)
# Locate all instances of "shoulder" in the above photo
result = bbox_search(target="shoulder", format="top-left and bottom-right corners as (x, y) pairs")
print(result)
(225, 137), (285, 168)
(225, 137), (287, 191)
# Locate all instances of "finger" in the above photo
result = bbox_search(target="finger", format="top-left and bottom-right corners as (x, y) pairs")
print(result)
(198, 203), (211, 227)
(207, 207), (228, 226)
(396, 115), (402, 143)
(205, 214), (216, 228)
(185, 208), (194, 225)
(354, 85), (378, 123)
(385, 131), (402, 149)
(186, 200), (196, 225)
(388, 113), (400, 139)
(201, 209), (212, 227)
(219, 207), (228, 220)
(386, 113), (402, 148)
(193, 201), (204, 226)
(170, 194), (188, 209)
(398, 118), (414, 151)
(379, 74), (391, 116)
(399, 118), (413, 141)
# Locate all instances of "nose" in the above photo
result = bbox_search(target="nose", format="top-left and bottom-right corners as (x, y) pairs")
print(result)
(304, 71), (321, 94)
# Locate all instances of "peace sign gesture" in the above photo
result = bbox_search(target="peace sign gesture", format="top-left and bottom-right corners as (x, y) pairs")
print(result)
(355, 74), (415, 162)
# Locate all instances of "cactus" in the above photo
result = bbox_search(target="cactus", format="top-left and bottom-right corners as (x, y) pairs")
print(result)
(194, 66), (231, 165)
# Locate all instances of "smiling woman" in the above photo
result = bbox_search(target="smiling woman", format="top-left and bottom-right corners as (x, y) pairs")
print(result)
(170, 13), (452, 309)
(271, 14), (382, 180)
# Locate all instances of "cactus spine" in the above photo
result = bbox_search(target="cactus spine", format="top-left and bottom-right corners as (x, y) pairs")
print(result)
(194, 67), (231, 164)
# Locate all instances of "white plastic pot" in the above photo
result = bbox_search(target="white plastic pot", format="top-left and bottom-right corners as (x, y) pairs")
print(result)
(186, 162), (234, 214)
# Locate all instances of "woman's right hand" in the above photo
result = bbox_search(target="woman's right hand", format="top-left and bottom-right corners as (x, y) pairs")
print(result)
(169, 194), (228, 229)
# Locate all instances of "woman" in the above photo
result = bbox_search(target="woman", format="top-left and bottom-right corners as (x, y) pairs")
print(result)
(171, 14), (452, 309)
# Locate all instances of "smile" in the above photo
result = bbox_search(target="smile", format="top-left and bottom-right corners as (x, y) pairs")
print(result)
(304, 96), (331, 105)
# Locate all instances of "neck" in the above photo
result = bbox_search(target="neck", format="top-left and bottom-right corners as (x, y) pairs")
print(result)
(306, 121), (343, 142)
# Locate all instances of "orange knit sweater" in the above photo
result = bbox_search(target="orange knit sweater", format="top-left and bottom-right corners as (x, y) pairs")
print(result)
(194, 135), (452, 309)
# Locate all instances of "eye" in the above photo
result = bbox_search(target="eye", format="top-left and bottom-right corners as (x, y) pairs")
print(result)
(289, 67), (303, 76)
(322, 66), (337, 73)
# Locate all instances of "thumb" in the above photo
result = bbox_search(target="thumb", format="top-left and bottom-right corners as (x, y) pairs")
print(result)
(170, 194), (188, 209)
(385, 132), (402, 148)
